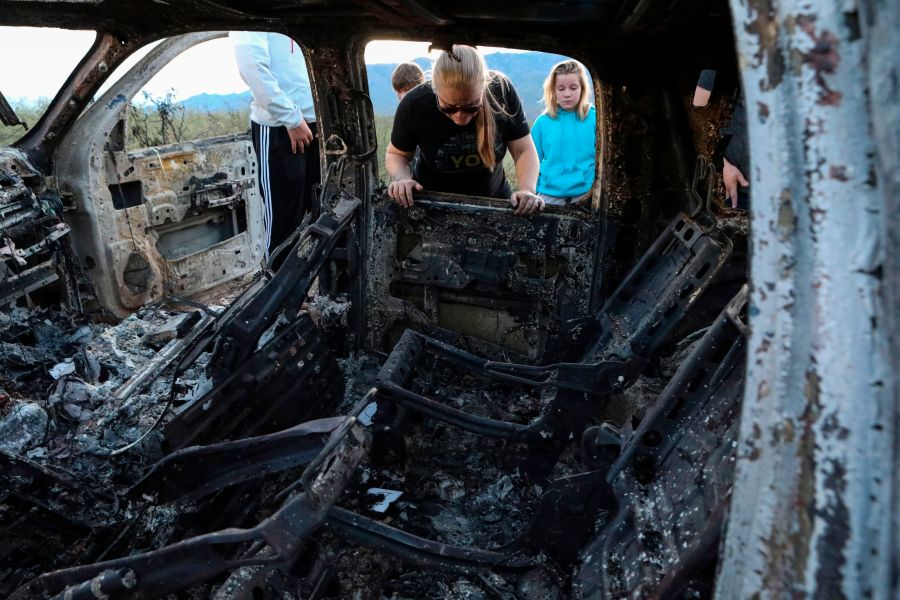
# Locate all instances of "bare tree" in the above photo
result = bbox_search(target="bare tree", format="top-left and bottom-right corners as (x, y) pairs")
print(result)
(128, 89), (186, 148)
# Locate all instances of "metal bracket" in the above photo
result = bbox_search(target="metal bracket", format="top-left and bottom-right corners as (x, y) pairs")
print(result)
(690, 155), (718, 222)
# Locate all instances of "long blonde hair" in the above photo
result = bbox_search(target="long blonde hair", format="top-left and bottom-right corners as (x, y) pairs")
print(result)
(432, 45), (503, 170)
(542, 59), (591, 120)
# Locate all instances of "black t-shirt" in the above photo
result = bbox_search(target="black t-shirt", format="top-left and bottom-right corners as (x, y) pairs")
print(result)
(390, 74), (530, 199)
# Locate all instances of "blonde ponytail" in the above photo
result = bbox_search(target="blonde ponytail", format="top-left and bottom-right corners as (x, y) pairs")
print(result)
(433, 45), (498, 170)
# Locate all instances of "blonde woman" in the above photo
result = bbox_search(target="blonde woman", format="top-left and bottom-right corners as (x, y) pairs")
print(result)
(385, 45), (543, 215)
(531, 60), (596, 206)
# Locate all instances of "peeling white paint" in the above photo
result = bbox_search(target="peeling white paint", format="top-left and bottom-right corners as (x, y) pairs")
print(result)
(719, 1), (896, 598)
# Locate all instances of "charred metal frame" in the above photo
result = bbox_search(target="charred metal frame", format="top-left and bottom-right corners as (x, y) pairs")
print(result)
(164, 311), (345, 450)
(0, 149), (75, 307)
(164, 171), (361, 448)
(365, 189), (600, 361)
(578, 286), (749, 598)
(371, 162), (733, 442)
(12, 412), (370, 600)
(0, 91), (25, 129)
(208, 191), (361, 378)
(135, 416), (348, 503)
(15, 32), (147, 173)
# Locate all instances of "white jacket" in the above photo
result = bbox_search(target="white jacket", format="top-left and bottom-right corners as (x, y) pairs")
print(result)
(230, 31), (315, 128)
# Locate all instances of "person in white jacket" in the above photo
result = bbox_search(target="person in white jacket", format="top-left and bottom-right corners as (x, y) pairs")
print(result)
(230, 31), (319, 260)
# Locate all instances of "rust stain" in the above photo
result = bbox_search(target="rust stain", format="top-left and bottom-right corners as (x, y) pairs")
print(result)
(745, 0), (785, 90)
(771, 419), (796, 444)
(779, 367), (825, 591)
(810, 206), (826, 226)
(746, 422), (763, 461)
(777, 189), (796, 240)
(821, 411), (850, 440)
(796, 14), (843, 106)
(757, 101), (770, 122)
(829, 165), (849, 181)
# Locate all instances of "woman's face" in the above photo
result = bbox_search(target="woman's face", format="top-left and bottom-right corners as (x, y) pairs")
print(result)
(435, 84), (484, 126)
(555, 72), (582, 111)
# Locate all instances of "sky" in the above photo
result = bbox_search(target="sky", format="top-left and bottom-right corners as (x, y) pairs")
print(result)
(0, 27), (523, 103)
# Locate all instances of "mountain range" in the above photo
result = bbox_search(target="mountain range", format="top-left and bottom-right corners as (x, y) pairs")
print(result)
(181, 51), (571, 122)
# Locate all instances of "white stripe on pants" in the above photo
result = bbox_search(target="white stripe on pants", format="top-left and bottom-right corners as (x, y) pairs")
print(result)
(260, 125), (273, 258)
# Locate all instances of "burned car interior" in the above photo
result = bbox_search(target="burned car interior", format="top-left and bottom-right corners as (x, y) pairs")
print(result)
(1, 0), (812, 598)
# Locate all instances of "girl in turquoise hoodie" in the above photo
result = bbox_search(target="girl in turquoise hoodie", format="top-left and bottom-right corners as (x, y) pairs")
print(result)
(531, 60), (596, 206)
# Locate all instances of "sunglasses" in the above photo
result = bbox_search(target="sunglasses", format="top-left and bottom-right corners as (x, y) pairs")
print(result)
(437, 103), (482, 115)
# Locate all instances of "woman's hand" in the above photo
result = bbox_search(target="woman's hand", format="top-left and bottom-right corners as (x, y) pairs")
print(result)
(509, 190), (544, 215)
(387, 178), (423, 208)
(385, 143), (420, 207)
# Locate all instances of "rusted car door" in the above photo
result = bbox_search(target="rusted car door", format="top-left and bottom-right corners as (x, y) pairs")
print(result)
(54, 32), (265, 318)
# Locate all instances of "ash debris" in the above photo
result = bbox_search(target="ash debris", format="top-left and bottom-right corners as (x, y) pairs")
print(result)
(337, 350), (382, 409)
(0, 303), (211, 482)
(310, 315), (712, 600)
(0, 300), (222, 596)
(604, 329), (703, 429)
(321, 354), (590, 599)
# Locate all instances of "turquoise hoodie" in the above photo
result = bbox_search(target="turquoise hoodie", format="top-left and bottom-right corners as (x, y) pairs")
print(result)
(531, 105), (596, 197)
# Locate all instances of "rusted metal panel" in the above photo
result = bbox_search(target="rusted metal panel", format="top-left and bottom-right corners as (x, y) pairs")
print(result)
(718, 1), (896, 597)
(16, 32), (143, 171)
(53, 32), (266, 318)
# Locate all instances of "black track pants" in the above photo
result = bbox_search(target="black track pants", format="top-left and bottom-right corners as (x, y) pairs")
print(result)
(250, 120), (320, 257)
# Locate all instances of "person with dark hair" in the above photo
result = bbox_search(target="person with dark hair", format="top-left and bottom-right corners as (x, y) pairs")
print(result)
(385, 45), (542, 215)
(722, 93), (750, 209)
(694, 70), (749, 209)
(391, 62), (425, 100)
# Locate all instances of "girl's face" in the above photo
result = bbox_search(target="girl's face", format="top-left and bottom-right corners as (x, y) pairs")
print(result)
(435, 84), (484, 126)
(555, 73), (582, 111)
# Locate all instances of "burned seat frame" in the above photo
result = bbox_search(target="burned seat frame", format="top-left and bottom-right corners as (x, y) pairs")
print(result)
(577, 286), (749, 598)
(373, 157), (733, 443)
